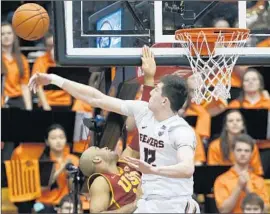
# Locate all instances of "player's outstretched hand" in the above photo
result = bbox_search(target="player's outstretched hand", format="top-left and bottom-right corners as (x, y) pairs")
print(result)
(141, 45), (156, 79)
(28, 73), (52, 94)
(124, 156), (156, 175)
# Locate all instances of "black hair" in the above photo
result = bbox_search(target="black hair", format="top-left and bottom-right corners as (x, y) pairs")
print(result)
(160, 75), (188, 112)
(241, 193), (264, 211)
(232, 133), (255, 152)
(40, 124), (67, 160)
(220, 110), (247, 161)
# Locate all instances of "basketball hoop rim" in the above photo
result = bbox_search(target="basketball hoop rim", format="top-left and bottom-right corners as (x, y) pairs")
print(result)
(174, 28), (251, 104)
(175, 27), (250, 43)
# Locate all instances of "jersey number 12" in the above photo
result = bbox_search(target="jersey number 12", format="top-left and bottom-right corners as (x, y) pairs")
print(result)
(144, 148), (156, 165)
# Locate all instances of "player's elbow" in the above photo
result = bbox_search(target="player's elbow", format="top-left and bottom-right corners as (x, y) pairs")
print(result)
(181, 164), (194, 178)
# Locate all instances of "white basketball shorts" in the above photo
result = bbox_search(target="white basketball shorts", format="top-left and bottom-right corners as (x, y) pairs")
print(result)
(134, 196), (200, 213)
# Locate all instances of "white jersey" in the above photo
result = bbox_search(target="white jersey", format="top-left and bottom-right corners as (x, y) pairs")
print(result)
(121, 100), (196, 199)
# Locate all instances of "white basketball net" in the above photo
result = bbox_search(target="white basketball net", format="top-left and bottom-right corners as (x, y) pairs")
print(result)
(176, 30), (249, 104)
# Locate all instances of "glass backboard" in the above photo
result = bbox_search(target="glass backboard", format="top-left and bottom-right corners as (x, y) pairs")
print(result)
(52, 1), (270, 66)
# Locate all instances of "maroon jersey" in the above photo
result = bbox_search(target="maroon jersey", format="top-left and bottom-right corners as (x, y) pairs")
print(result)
(88, 161), (141, 210)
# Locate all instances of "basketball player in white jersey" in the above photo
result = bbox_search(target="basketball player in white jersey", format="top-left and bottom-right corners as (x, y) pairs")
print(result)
(28, 46), (200, 213)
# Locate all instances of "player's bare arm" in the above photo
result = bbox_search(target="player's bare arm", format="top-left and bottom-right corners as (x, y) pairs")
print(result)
(28, 72), (127, 116)
(124, 45), (156, 133)
(89, 176), (137, 213)
(141, 45), (156, 87)
(120, 46), (156, 159)
(89, 176), (111, 213)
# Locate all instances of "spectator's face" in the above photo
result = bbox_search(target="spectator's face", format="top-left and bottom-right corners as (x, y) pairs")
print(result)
(47, 128), (67, 153)
(1, 25), (14, 47)
(233, 142), (252, 165)
(243, 71), (261, 93)
(58, 202), (82, 214)
(226, 112), (244, 135)
(243, 204), (263, 213)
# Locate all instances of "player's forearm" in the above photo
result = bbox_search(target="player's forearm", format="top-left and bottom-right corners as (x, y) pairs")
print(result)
(101, 202), (137, 214)
(153, 162), (194, 178)
(37, 86), (50, 108)
(50, 74), (125, 115)
(21, 84), (32, 110)
(50, 74), (104, 106)
(219, 185), (242, 213)
(144, 75), (154, 87)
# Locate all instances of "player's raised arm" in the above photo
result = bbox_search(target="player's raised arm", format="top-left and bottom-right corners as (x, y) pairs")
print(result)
(28, 71), (147, 117)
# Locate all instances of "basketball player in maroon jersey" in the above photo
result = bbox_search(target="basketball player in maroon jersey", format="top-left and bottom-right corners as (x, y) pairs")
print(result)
(79, 146), (141, 213)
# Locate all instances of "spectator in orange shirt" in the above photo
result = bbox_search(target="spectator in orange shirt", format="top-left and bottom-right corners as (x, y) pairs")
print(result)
(241, 193), (265, 214)
(208, 109), (263, 175)
(32, 32), (72, 111)
(36, 124), (79, 213)
(229, 68), (270, 177)
(214, 134), (269, 213)
(1, 21), (32, 110)
(229, 68), (270, 109)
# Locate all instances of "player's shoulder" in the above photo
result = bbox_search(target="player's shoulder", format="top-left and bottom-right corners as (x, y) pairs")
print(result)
(88, 174), (110, 193)
(134, 100), (149, 110)
(169, 116), (195, 135)
(91, 175), (108, 185)
(124, 100), (149, 112)
(131, 100), (152, 118)
(169, 116), (192, 128)
(128, 100), (148, 105)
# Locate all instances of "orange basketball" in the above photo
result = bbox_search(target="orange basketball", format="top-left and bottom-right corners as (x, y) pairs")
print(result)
(12, 3), (50, 41)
